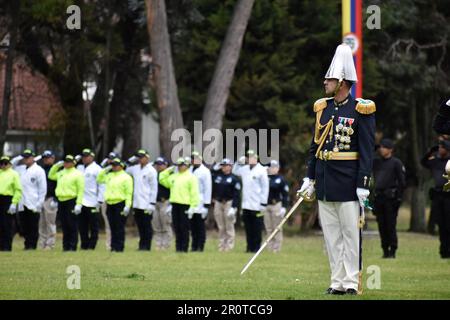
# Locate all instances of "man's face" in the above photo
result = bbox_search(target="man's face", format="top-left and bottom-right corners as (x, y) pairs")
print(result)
(268, 166), (279, 175)
(438, 146), (449, 158)
(323, 78), (339, 96)
(221, 164), (232, 174)
(23, 157), (34, 167)
(178, 164), (188, 172)
(248, 156), (258, 165)
(82, 155), (94, 165)
(63, 161), (75, 169)
(43, 156), (55, 166)
(138, 156), (149, 166)
(0, 162), (9, 170)
(378, 146), (392, 158)
(192, 157), (202, 165)
(112, 164), (122, 172)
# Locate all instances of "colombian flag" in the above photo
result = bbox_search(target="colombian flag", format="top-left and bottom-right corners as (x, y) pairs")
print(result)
(342, 0), (363, 98)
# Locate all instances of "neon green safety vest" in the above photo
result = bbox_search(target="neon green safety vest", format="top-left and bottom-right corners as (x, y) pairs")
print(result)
(0, 167), (22, 204)
(159, 167), (199, 208)
(97, 168), (133, 207)
(49, 164), (85, 204)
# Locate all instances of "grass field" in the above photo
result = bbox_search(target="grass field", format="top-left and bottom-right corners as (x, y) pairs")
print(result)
(1, 208), (449, 300)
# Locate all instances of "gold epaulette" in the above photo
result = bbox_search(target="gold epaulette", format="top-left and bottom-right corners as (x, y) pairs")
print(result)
(313, 98), (331, 112)
(355, 98), (376, 114)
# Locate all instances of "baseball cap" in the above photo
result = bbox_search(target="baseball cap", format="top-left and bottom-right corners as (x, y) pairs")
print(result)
(0, 156), (11, 165)
(108, 152), (119, 160)
(82, 148), (95, 157)
(246, 149), (258, 158)
(176, 157), (190, 166)
(135, 149), (150, 158)
(380, 139), (394, 149)
(64, 155), (76, 163)
(22, 149), (35, 158)
(111, 157), (125, 167)
(191, 151), (203, 160)
(154, 156), (168, 165)
(269, 160), (280, 167)
(42, 150), (54, 158)
(220, 158), (233, 166)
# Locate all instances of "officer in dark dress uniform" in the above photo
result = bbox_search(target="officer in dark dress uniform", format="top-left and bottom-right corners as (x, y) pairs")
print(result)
(421, 139), (450, 258)
(212, 158), (241, 251)
(298, 44), (376, 295)
(372, 139), (406, 258)
(433, 99), (450, 134)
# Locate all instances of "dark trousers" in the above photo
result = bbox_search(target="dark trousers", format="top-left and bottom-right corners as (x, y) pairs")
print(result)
(374, 196), (399, 254)
(0, 196), (13, 251)
(134, 209), (153, 250)
(190, 213), (206, 252)
(243, 209), (263, 253)
(432, 192), (450, 258)
(18, 207), (40, 249)
(79, 206), (99, 250)
(58, 199), (78, 251)
(171, 203), (190, 252)
(106, 202), (127, 252)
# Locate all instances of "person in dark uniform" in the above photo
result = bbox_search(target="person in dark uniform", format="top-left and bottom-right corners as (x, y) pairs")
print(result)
(372, 139), (406, 258)
(433, 99), (450, 134)
(421, 139), (450, 258)
(265, 160), (289, 252)
(298, 44), (376, 295)
(153, 157), (172, 250)
(212, 158), (241, 252)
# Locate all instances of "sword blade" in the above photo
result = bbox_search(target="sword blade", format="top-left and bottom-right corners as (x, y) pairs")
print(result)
(240, 196), (305, 275)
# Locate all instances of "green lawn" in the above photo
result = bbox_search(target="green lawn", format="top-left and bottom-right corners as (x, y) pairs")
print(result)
(1, 221), (449, 299)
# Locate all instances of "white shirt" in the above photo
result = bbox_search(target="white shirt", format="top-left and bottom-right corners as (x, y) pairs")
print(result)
(190, 164), (212, 212)
(18, 162), (47, 212)
(233, 162), (269, 211)
(126, 163), (158, 210)
(77, 162), (103, 207)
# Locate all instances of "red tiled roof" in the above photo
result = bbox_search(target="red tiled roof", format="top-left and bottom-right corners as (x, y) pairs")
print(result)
(0, 54), (64, 131)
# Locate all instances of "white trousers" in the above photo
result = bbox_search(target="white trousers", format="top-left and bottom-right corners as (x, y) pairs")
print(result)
(318, 200), (361, 291)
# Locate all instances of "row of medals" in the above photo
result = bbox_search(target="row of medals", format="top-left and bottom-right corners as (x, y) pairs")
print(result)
(333, 120), (354, 152)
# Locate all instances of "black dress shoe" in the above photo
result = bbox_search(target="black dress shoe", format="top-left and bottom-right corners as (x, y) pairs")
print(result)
(346, 288), (358, 295)
(325, 288), (345, 295)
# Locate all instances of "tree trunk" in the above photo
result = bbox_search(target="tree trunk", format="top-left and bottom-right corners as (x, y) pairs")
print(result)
(409, 99), (426, 232)
(200, 0), (255, 157)
(0, 1), (19, 153)
(145, 0), (184, 160)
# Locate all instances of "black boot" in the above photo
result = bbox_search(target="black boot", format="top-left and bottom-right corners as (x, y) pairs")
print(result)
(389, 248), (396, 258)
(382, 248), (390, 258)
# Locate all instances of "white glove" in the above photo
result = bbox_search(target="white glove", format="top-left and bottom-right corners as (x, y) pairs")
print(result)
(200, 206), (209, 219)
(297, 177), (315, 198)
(34, 155), (42, 162)
(227, 207), (237, 219)
(100, 158), (109, 167)
(50, 199), (58, 210)
(238, 156), (246, 165)
(213, 163), (221, 171)
(165, 204), (172, 216)
(104, 165), (112, 172)
(74, 204), (82, 215)
(56, 160), (64, 166)
(145, 204), (155, 215)
(185, 207), (195, 219)
(7, 204), (17, 215)
(446, 99), (450, 106)
(446, 159), (450, 174)
(121, 206), (130, 217)
(278, 207), (287, 217)
(75, 155), (82, 162)
(356, 188), (370, 208)
(11, 155), (24, 166)
(127, 156), (138, 164)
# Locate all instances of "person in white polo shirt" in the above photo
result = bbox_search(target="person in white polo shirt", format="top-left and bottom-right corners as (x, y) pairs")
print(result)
(76, 148), (103, 250)
(127, 149), (158, 251)
(12, 149), (47, 250)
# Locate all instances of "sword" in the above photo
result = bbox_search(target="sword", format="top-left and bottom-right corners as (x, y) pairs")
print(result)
(240, 196), (305, 275)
